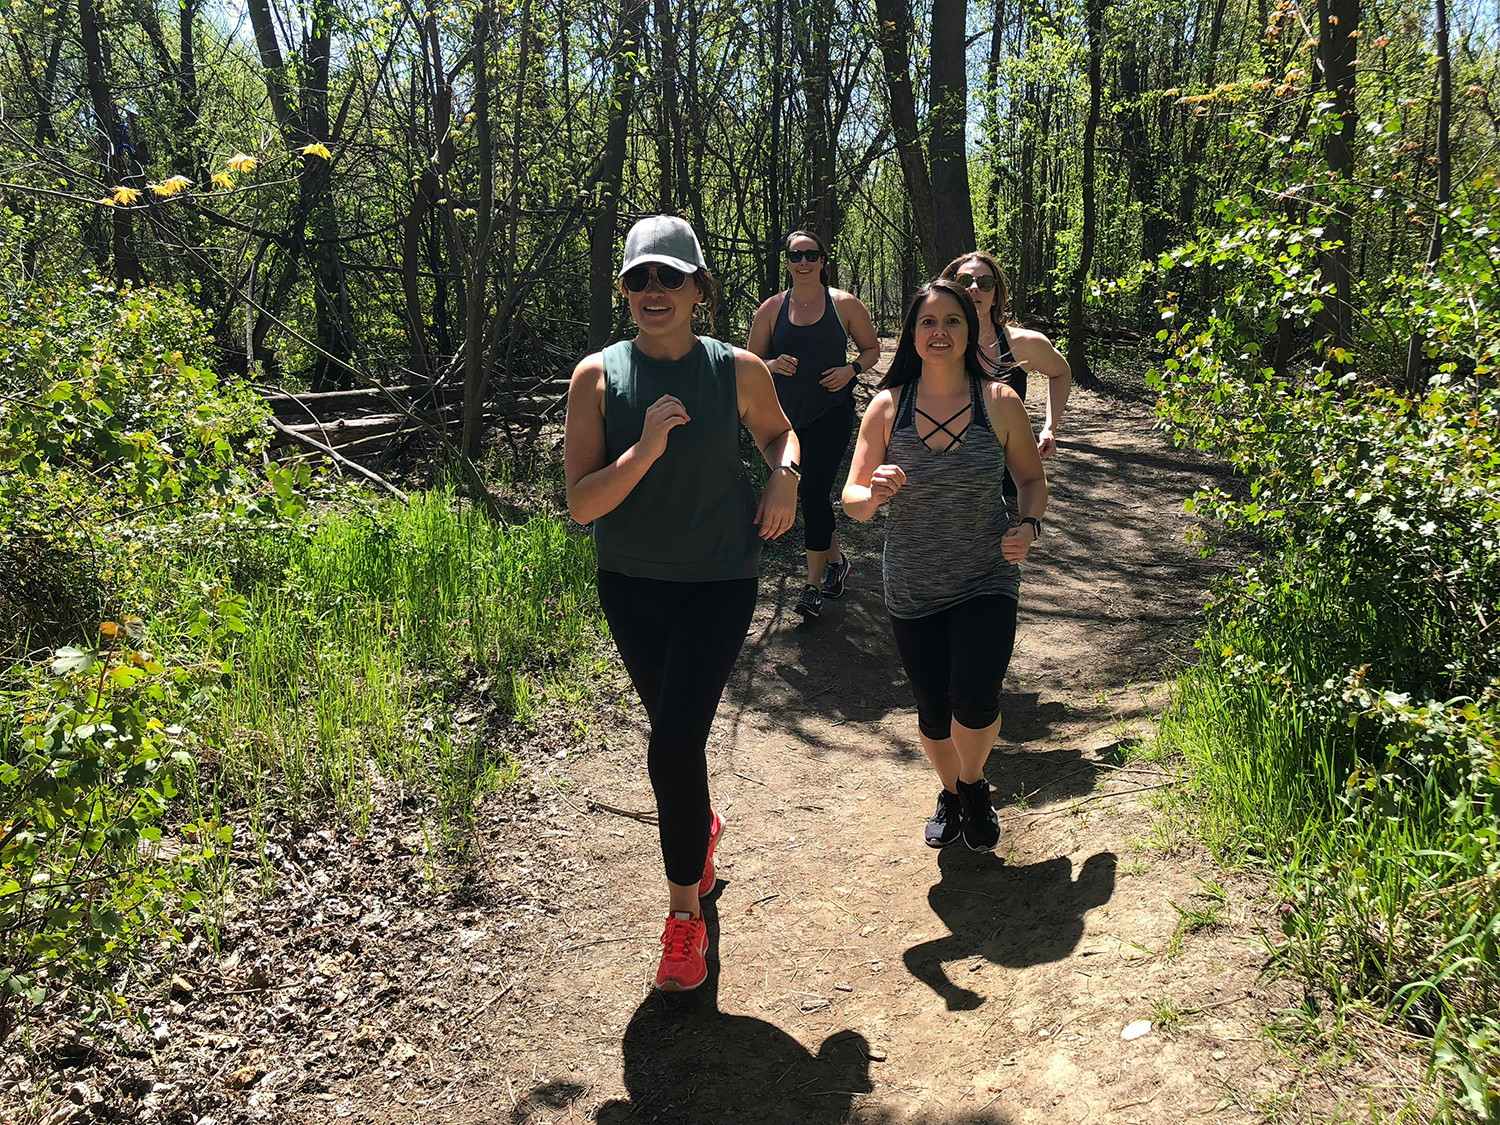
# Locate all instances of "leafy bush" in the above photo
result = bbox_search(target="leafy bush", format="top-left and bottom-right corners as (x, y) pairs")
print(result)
(0, 281), (280, 1043)
(1150, 116), (1500, 1119)
(0, 280), (283, 653)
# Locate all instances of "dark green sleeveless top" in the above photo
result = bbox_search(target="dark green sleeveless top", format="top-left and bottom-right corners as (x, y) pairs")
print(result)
(593, 337), (761, 581)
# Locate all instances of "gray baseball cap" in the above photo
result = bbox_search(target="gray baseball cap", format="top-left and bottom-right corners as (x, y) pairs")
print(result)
(619, 215), (707, 277)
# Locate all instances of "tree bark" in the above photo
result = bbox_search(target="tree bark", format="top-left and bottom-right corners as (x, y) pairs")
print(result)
(1067, 0), (1104, 388)
(77, 0), (141, 282)
(1315, 0), (1359, 353)
(873, 0), (941, 275)
(588, 0), (647, 350)
(985, 0), (1009, 248)
(929, 0), (977, 264)
(462, 0), (496, 456)
(652, 0), (679, 209)
(1404, 0), (1449, 390)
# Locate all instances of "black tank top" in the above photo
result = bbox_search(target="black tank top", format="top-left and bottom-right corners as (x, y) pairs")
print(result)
(979, 325), (1026, 401)
(769, 287), (852, 430)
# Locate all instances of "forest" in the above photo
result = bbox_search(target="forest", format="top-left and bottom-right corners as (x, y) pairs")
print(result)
(1, 0), (1497, 1119)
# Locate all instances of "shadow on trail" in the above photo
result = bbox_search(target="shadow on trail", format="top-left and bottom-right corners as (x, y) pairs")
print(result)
(903, 847), (1117, 1012)
(571, 896), (1014, 1125)
(984, 743), (1118, 808)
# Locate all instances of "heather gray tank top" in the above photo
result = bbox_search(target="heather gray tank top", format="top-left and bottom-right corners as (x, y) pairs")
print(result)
(881, 378), (1020, 619)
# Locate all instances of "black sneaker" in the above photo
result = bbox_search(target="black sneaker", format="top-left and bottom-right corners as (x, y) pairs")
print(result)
(794, 583), (823, 620)
(821, 554), (852, 599)
(924, 789), (963, 849)
(956, 778), (1000, 852)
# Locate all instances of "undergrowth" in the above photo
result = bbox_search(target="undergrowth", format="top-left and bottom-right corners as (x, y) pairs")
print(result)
(1, 279), (602, 1043)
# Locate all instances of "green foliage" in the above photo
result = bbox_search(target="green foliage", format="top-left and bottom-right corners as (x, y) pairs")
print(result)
(1150, 106), (1500, 1119)
(0, 280), (291, 652)
(1, 281), (603, 1050)
(0, 624), (232, 1045)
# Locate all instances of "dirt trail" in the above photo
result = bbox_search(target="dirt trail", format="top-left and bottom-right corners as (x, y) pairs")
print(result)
(288, 367), (1318, 1125)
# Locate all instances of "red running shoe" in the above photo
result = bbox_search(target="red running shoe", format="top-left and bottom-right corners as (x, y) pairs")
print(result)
(654, 912), (708, 992)
(698, 809), (726, 897)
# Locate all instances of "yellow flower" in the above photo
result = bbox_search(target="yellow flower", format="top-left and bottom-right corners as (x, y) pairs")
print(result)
(226, 152), (258, 174)
(110, 185), (141, 205)
(212, 171), (236, 190)
(96, 196), (118, 207)
(150, 175), (192, 197)
(300, 141), (333, 160)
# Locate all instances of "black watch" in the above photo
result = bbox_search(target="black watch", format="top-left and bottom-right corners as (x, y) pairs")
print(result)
(850, 359), (863, 376)
(775, 462), (801, 481)
(1019, 516), (1042, 540)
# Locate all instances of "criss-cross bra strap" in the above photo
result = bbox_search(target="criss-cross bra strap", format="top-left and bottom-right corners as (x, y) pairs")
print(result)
(913, 401), (972, 449)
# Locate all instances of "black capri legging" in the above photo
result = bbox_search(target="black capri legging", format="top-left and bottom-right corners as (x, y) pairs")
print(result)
(890, 594), (1019, 741)
(597, 570), (757, 886)
(796, 404), (856, 553)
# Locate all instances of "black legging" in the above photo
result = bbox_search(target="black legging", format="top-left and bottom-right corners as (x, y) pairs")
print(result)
(796, 405), (855, 554)
(597, 570), (757, 886)
(889, 594), (1019, 741)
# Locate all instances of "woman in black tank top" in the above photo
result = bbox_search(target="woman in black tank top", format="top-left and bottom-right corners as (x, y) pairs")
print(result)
(748, 231), (882, 623)
(940, 252), (1072, 462)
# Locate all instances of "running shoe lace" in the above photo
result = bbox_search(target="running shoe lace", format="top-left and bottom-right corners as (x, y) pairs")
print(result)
(662, 915), (699, 959)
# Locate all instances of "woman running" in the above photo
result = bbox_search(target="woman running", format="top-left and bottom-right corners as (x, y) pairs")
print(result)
(939, 252), (1071, 467)
(747, 230), (882, 621)
(564, 215), (800, 991)
(841, 279), (1048, 851)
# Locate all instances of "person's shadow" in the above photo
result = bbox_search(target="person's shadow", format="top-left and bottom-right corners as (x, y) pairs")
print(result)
(903, 848), (1117, 1011)
(588, 894), (875, 1124)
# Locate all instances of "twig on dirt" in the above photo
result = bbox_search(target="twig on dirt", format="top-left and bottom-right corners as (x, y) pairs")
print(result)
(733, 770), (768, 786)
(1181, 990), (1253, 1016)
(748, 894), (781, 909)
(1109, 1095), (1158, 1112)
(1010, 782), (1179, 820)
(587, 799), (658, 825)
(562, 937), (632, 952)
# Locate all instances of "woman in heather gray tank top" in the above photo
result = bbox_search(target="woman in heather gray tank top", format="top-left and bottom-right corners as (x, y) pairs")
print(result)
(842, 279), (1048, 854)
(564, 216), (800, 993)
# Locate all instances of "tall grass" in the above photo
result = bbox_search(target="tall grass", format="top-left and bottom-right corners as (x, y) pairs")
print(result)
(150, 490), (601, 841)
(1156, 569), (1499, 1120)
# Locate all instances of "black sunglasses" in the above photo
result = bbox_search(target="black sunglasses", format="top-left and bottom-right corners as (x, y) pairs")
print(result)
(955, 272), (997, 292)
(622, 264), (688, 292)
(786, 249), (824, 263)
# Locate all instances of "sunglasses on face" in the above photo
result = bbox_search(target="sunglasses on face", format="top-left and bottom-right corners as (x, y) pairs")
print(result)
(956, 273), (997, 292)
(622, 264), (688, 292)
(786, 249), (824, 263)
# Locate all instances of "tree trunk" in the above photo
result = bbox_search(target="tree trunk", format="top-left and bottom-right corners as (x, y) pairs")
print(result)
(1017, 91), (1037, 319)
(1067, 0), (1104, 389)
(304, 1), (354, 391)
(462, 0), (496, 457)
(1404, 0), (1449, 390)
(652, 0), (678, 209)
(929, 0), (977, 265)
(985, 0), (1009, 248)
(77, 0), (140, 283)
(796, 0), (836, 248)
(588, 0), (646, 350)
(873, 0), (941, 275)
(764, 0), (786, 295)
(1315, 0), (1359, 353)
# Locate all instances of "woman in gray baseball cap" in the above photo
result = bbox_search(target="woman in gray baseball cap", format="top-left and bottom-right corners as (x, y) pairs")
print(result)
(564, 215), (801, 992)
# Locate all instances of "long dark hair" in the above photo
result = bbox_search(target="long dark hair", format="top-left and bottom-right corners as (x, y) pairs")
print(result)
(939, 250), (1013, 334)
(784, 229), (831, 287)
(879, 279), (996, 389)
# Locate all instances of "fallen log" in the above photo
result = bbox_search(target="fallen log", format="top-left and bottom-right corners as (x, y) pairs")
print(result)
(267, 417), (409, 503)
